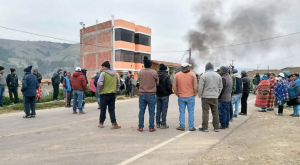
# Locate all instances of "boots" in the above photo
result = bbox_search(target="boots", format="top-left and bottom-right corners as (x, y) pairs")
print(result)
(98, 122), (104, 128)
(111, 123), (121, 129)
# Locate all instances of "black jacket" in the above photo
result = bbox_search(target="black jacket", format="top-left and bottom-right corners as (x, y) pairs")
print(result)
(35, 73), (42, 84)
(51, 69), (62, 85)
(125, 77), (131, 86)
(6, 74), (18, 88)
(156, 71), (172, 97)
(242, 75), (250, 93)
(94, 74), (100, 87)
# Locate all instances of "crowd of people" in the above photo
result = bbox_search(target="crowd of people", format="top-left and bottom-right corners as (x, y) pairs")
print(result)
(1, 56), (299, 131)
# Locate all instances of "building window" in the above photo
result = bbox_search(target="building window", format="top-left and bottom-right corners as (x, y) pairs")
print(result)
(115, 50), (135, 62)
(135, 34), (151, 46)
(115, 28), (135, 43)
(134, 53), (151, 63)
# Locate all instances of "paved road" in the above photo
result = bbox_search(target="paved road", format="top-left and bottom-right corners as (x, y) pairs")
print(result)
(0, 94), (256, 165)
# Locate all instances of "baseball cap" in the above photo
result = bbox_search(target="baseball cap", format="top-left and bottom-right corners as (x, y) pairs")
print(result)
(181, 62), (192, 67)
(75, 67), (81, 71)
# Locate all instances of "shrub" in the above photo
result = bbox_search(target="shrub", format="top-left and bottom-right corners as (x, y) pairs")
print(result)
(3, 97), (12, 105)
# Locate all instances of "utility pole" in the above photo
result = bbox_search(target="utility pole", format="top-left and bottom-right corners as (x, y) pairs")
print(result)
(257, 64), (259, 70)
(188, 48), (191, 64)
(267, 66), (269, 71)
(230, 59), (236, 66)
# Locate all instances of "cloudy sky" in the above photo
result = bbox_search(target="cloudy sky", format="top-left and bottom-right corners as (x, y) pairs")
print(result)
(1, 0), (300, 73)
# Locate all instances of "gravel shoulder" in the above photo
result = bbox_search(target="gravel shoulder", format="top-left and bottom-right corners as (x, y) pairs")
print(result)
(191, 106), (300, 165)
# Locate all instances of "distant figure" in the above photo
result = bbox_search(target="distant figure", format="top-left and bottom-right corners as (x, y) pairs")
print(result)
(97, 61), (121, 129)
(6, 68), (20, 104)
(255, 75), (271, 111)
(33, 69), (42, 103)
(287, 73), (300, 117)
(63, 72), (72, 108)
(198, 63), (222, 132)
(239, 70), (250, 115)
(252, 73), (261, 94)
(130, 75), (137, 97)
(51, 69), (62, 101)
(156, 64), (172, 129)
(21, 66), (39, 118)
(61, 71), (67, 98)
(0, 66), (6, 107)
(231, 69), (243, 118)
(274, 73), (289, 116)
(266, 73), (276, 111)
(119, 74), (125, 95)
(81, 69), (88, 108)
(70, 67), (87, 115)
(89, 74), (97, 98)
(94, 71), (101, 109)
(137, 57), (159, 132)
(173, 62), (198, 132)
(125, 71), (132, 97)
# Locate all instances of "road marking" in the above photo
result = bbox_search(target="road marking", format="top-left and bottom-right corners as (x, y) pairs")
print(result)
(118, 98), (256, 165)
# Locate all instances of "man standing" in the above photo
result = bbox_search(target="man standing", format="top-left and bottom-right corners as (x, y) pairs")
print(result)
(51, 69), (62, 101)
(0, 66), (6, 107)
(173, 62), (198, 131)
(97, 61), (121, 129)
(6, 68), (19, 104)
(21, 66), (39, 118)
(138, 56), (159, 132)
(231, 69), (243, 117)
(33, 69), (42, 103)
(218, 66), (233, 129)
(70, 67), (87, 115)
(94, 71), (101, 109)
(130, 75), (137, 97)
(239, 70), (250, 115)
(125, 71), (132, 97)
(63, 72), (72, 108)
(198, 63), (222, 132)
(252, 73), (260, 94)
(156, 64), (173, 129)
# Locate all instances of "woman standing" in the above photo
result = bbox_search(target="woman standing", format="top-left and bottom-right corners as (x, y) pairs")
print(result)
(267, 73), (276, 111)
(287, 73), (300, 117)
(274, 73), (289, 116)
(255, 75), (271, 112)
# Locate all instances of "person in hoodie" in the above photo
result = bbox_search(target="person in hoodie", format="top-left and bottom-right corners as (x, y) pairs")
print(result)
(81, 69), (88, 108)
(6, 68), (19, 104)
(231, 69), (243, 117)
(173, 62), (198, 132)
(287, 73), (300, 117)
(97, 61), (121, 129)
(51, 69), (62, 101)
(63, 72), (72, 108)
(33, 69), (42, 103)
(0, 66), (6, 107)
(274, 73), (289, 116)
(156, 64), (172, 129)
(198, 63), (222, 132)
(252, 73), (261, 94)
(218, 66), (233, 129)
(138, 56), (159, 132)
(240, 70), (251, 115)
(94, 71), (101, 109)
(70, 67), (87, 114)
(21, 66), (39, 118)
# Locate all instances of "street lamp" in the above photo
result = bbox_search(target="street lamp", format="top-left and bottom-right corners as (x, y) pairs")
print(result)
(80, 22), (85, 68)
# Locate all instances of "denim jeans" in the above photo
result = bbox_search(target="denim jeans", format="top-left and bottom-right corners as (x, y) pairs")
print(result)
(139, 94), (156, 129)
(100, 94), (117, 123)
(156, 96), (169, 125)
(95, 91), (100, 106)
(73, 90), (83, 112)
(232, 94), (242, 116)
(219, 102), (231, 127)
(178, 96), (195, 129)
(0, 87), (5, 106)
(24, 96), (36, 116)
(293, 105), (299, 115)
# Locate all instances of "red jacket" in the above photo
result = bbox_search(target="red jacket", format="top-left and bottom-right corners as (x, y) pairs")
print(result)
(70, 72), (87, 91)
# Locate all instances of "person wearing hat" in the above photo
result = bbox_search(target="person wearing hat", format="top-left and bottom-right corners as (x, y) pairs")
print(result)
(255, 75), (271, 112)
(63, 72), (72, 108)
(156, 64), (173, 129)
(21, 66), (39, 118)
(173, 62), (198, 132)
(137, 56), (159, 132)
(274, 73), (289, 116)
(51, 68), (63, 101)
(287, 73), (300, 117)
(97, 61), (121, 129)
(198, 62), (222, 132)
(70, 67), (87, 114)
(6, 68), (20, 104)
(252, 73), (261, 94)
(240, 70), (250, 115)
(33, 69), (43, 103)
(264, 73), (276, 111)
(0, 66), (6, 107)
(231, 69), (243, 118)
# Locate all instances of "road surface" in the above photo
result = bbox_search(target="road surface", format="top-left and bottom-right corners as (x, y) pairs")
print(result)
(0, 94), (256, 165)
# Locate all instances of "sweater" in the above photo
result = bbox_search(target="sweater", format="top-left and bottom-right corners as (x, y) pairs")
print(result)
(173, 71), (198, 98)
(138, 68), (159, 95)
(219, 73), (233, 102)
(0, 73), (6, 87)
(198, 70), (222, 99)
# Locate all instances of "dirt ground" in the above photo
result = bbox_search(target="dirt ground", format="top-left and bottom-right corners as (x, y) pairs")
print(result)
(192, 107), (300, 165)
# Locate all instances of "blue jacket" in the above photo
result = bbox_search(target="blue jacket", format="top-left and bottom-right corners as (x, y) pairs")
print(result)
(288, 78), (300, 99)
(63, 77), (71, 92)
(21, 73), (39, 96)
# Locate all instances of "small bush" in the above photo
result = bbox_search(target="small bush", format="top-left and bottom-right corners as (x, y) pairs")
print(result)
(3, 97), (12, 105)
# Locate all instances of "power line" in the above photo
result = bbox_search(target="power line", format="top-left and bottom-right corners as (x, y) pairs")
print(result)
(171, 52), (188, 63)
